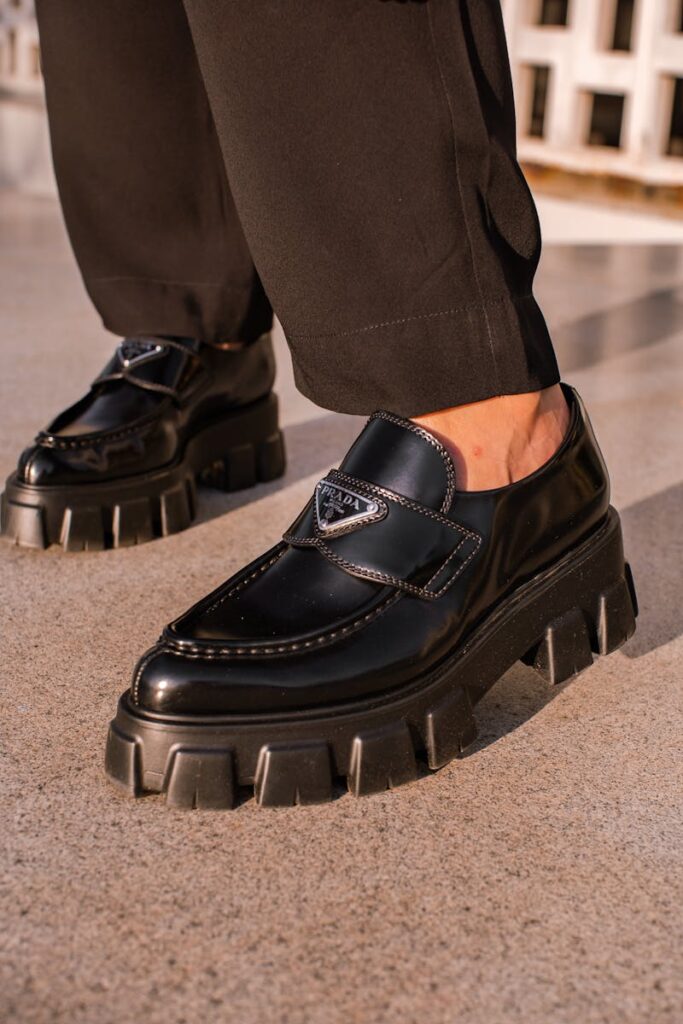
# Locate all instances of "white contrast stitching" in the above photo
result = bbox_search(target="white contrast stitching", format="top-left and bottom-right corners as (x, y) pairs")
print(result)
(424, 537), (467, 589)
(315, 533), (479, 601)
(368, 411), (456, 512)
(132, 643), (165, 704)
(287, 295), (529, 342)
(330, 469), (467, 533)
(37, 410), (164, 449)
(200, 547), (287, 617)
(162, 592), (402, 659)
(286, 469), (482, 599)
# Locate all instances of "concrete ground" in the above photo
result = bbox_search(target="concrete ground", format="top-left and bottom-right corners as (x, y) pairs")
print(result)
(0, 192), (682, 1024)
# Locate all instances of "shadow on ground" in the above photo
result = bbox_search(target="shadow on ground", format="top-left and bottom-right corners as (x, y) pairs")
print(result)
(462, 662), (557, 757)
(554, 287), (683, 371)
(462, 480), (683, 754)
(620, 479), (683, 657)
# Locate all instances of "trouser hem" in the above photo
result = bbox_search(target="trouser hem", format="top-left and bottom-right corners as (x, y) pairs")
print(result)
(288, 293), (560, 417)
(87, 277), (267, 344)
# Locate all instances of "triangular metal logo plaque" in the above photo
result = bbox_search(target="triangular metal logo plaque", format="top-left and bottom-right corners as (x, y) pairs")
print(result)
(118, 338), (167, 369)
(315, 479), (382, 534)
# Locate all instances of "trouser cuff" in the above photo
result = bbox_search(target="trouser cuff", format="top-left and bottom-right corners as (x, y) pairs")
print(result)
(287, 293), (560, 417)
(87, 277), (271, 345)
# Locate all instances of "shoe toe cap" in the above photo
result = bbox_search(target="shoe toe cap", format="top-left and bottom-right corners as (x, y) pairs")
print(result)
(132, 647), (196, 713)
(17, 445), (64, 485)
(132, 645), (265, 715)
(131, 641), (322, 716)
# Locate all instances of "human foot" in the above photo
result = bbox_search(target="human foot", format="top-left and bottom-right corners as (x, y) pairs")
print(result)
(1, 334), (285, 551)
(413, 384), (570, 491)
(105, 386), (637, 809)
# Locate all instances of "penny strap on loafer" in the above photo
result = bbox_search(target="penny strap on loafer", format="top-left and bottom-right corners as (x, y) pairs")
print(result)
(92, 336), (208, 401)
(284, 468), (481, 600)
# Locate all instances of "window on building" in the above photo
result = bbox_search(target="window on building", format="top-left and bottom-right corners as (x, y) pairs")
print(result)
(667, 79), (683, 156)
(587, 93), (625, 148)
(527, 66), (551, 137)
(538, 0), (569, 25)
(609, 0), (636, 51)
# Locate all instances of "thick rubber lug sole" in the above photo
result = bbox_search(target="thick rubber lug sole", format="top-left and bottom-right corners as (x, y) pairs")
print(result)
(104, 507), (637, 809)
(0, 393), (285, 551)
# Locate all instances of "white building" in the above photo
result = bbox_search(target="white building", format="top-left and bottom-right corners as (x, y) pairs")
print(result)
(503, 0), (683, 186)
(0, 0), (39, 92)
(0, 0), (52, 192)
(2, 1), (683, 193)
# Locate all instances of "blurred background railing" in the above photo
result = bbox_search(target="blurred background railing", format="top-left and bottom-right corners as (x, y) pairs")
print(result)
(3, 0), (683, 214)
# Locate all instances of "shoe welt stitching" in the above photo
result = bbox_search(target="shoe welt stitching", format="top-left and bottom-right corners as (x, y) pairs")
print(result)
(131, 643), (166, 705)
(37, 409), (165, 449)
(161, 592), (402, 660)
(133, 480), (478, 682)
(200, 547), (287, 618)
(133, 536), (480, 682)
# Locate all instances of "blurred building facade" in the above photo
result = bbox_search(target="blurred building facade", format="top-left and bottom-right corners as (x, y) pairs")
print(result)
(2, 0), (683, 197)
(503, 0), (683, 188)
(0, 0), (38, 90)
(0, 0), (52, 192)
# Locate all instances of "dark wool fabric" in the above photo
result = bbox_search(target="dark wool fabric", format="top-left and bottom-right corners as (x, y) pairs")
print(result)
(35, 0), (560, 417)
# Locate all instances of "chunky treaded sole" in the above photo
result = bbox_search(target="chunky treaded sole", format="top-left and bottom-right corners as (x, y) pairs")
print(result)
(0, 393), (285, 551)
(104, 507), (637, 809)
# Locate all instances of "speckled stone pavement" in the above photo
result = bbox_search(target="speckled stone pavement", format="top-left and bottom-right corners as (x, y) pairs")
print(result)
(1, 194), (681, 1024)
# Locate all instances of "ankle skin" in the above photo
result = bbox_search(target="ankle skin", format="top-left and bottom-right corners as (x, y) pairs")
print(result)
(413, 384), (571, 492)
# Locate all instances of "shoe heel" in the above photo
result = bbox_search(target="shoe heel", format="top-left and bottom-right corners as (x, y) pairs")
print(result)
(521, 607), (595, 685)
(196, 392), (286, 493)
(200, 430), (286, 492)
(256, 430), (287, 483)
(522, 513), (638, 687)
(593, 567), (638, 656)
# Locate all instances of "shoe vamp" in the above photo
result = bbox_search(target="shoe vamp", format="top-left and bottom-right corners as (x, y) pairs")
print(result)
(182, 546), (388, 642)
(50, 382), (162, 436)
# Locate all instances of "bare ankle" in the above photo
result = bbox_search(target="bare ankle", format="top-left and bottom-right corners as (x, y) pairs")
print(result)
(413, 385), (570, 492)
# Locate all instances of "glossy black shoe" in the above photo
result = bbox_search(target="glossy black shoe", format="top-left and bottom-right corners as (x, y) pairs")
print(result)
(1, 333), (285, 551)
(105, 386), (637, 808)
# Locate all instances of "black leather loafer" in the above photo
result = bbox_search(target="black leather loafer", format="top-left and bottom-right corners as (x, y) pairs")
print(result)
(1, 333), (285, 550)
(105, 386), (637, 808)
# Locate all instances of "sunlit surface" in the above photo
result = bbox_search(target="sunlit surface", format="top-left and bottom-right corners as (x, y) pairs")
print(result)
(1, 192), (681, 1024)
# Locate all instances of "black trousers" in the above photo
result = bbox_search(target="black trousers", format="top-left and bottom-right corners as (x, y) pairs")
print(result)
(35, 0), (559, 417)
